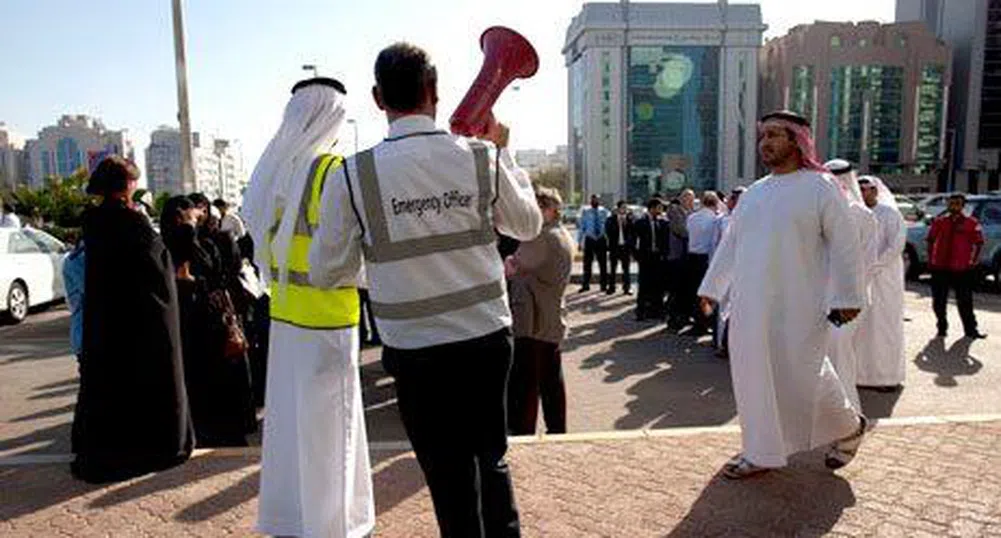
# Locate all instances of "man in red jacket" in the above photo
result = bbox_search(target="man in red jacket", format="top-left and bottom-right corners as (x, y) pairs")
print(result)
(926, 194), (987, 339)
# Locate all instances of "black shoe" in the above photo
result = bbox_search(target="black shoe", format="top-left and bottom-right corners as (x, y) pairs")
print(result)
(936, 329), (947, 338)
(578, 286), (590, 293)
(965, 332), (988, 340)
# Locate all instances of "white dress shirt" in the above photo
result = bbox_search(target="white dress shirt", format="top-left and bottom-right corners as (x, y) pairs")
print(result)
(686, 207), (718, 255)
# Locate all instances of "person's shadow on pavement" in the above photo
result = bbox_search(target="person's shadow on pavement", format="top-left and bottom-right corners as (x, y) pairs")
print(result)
(913, 337), (982, 387)
(667, 459), (856, 537)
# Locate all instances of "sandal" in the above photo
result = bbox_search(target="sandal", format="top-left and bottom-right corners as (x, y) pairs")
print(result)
(825, 415), (870, 470)
(722, 454), (770, 479)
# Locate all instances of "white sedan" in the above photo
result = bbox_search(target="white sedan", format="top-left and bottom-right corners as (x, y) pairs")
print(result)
(0, 227), (68, 323)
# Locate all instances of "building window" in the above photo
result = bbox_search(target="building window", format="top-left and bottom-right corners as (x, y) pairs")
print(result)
(915, 65), (946, 173)
(627, 45), (719, 199)
(898, 35), (908, 48)
(827, 65), (904, 172)
(830, 35), (842, 48)
(858, 38), (868, 48)
(570, 56), (586, 198)
(56, 137), (81, 177)
(789, 65), (815, 126)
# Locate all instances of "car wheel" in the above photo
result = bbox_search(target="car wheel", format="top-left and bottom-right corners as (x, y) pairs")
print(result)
(5, 281), (29, 324)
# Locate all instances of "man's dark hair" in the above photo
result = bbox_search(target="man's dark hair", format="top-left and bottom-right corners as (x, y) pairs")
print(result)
(212, 198), (228, 210)
(86, 155), (139, 196)
(616, 200), (627, 208)
(188, 192), (210, 208)
(646, 198), (663, 210)
(2, 201), (13, 213)
(949, 193), (967, 203)
(375, 42), (437, 112)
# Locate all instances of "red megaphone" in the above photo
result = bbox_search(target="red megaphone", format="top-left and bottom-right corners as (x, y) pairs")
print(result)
(449, 26), (539, 137)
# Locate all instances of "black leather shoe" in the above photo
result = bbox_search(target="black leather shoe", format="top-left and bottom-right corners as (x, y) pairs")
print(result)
(965, 332), (988, 340)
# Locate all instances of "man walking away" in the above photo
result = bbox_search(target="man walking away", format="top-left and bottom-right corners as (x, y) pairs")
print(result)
(605, 200), (635, 295)
(577, 194), (610, 292)
(309, 43), (542, 538)
(926, 193), (986, 339)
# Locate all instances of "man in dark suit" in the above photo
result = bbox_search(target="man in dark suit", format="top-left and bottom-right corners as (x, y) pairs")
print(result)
(605, 200), (635, 295)
(633, 198), (668, 321)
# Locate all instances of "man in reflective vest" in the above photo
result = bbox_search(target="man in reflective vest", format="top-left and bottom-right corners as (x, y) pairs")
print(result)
(242, 77), (374, 538)
(310, 43), (542, 537)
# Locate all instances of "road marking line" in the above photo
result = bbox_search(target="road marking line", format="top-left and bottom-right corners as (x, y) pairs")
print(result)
(4, 413), (1000, 466)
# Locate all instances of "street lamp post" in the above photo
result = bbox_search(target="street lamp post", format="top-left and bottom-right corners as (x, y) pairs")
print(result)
(346, 119), (359, 155)
(171, 0), (195, 192)
(302, 64), (319, 78)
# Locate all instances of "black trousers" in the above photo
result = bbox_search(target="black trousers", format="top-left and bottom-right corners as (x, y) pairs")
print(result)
(382, 329), (520, 538)
(607, 245), (632, 292)
(664, 258), (687, 326)
(686, 254), (711, 332)
(636, 253), (665, 319)
(581, 236), (608, 290)
(931, 270), (979, 335)
(507, 338), (566, 435)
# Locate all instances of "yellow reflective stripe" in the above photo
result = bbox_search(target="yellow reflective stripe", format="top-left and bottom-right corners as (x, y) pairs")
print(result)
(270, 282), (360, 328)
(308, 156), (342, 226)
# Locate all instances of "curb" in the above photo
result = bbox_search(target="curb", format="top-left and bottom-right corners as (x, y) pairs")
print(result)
(5, 413), (1001, 467)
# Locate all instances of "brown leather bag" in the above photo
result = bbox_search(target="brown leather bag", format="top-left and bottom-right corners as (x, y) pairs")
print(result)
(207, 289), (249, 360)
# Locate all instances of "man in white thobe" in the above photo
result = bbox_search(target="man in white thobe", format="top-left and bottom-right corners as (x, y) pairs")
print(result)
(242, 77), (374, 538)
(822, 159), (879, 412)
(699, 110), (869, 479)
(855, 175), (907, 390)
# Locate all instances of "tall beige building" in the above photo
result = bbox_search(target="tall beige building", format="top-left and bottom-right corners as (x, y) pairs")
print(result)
(0, 123), (26, 188)
(146, 127), (247, 205)
(760, 21), (952, 192)
(23, 115), (135, 188)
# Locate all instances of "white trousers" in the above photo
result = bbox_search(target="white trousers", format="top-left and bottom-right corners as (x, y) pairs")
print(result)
(257, 323), (374, 538)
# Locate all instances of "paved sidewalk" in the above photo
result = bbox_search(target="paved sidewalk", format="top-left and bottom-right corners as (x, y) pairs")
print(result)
(4, 418), (1001, 537)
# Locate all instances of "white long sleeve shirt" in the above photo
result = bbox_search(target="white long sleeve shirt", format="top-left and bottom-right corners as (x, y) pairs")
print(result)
(309, 115), (542, 349)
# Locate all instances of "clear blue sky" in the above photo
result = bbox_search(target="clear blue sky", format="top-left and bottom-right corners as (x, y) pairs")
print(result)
(0, 0), (894, 181)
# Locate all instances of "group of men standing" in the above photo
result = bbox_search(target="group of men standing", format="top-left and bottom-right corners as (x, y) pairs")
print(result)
(576, 188), (740, 338)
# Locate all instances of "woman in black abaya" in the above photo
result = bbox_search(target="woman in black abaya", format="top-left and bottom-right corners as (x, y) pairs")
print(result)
(71, 157), (193, 483)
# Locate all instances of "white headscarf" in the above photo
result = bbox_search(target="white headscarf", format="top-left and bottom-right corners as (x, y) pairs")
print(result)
(857, 174), (899, 212)
(824, 158), (865, 207)
(242, 82), (346, 288)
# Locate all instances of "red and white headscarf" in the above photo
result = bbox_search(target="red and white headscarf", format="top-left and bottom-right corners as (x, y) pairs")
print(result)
(758, 111), (828, 173)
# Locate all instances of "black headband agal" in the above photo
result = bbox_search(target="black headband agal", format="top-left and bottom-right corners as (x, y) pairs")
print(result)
(760, 110), (811, 128)
(828, 160), (854, 174)
(291, 77), (347, 95)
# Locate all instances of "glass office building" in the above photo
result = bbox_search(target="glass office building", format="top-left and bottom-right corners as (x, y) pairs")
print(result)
(564, 3), (764, 203)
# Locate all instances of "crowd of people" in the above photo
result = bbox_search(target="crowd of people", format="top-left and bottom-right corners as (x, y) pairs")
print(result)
(63, 156), (272, 483)
(41, 33), (995, 538)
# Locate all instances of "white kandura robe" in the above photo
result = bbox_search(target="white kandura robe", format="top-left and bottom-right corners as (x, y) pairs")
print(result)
(855, 203), (907, 386)
(699, 170), (866, 468)
(257, 323), (375, 538)
(826, 202), (879, 409)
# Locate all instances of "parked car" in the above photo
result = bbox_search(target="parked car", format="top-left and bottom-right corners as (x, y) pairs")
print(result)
(904, 194), (1001, 289)
(561, 204), (580, 225)
(0, 228), (68, 323)
(896, 199), (925, 223)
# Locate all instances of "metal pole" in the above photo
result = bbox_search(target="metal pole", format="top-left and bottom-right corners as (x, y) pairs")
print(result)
(171, 0), (195, 193)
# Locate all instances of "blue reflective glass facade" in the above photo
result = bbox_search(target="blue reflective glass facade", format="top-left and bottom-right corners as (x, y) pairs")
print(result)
(626, 46), (719, 200)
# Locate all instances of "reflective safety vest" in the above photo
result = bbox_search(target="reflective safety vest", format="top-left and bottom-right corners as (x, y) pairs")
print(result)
(270, 154), (360, 330)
